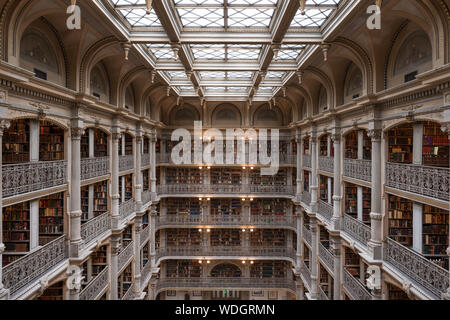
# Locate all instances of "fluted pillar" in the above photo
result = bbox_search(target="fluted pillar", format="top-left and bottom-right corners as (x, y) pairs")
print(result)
(0, 120), (10, 300)
(69, 121), (84, 258)
(331, 131), (342, 231)
(133, 216), (143, 298)
(331, 236), (341, 300)
(368, 128), (383, 260)
(110, 235), (121, 300)
(296, 129), (303, 196)
(111, 125), (121, 229)
(310, 132), (319, 209)
(135, 130), (143, 209)
(150, 205), (157, 268)
(295, 205), (303, 269)
(150, 129), (157, 195)
(310, 216), (319, 299)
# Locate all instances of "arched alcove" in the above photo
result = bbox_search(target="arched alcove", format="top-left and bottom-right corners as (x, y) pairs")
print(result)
(211, 104), (242, 127)
(89, 63), (110, 103)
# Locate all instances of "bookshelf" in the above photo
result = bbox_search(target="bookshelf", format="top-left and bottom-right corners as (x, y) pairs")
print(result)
(303, 171), (309, 192)
(211, 168), (242, 185)
(319, 175), (329, 201)
(423, 121), (449, 167)
(81, 131), (89, 159)
(388, 195), (413, 247)
(166, 260), (201, 278)
(250, 261), (287, 278)
(319, 135), (328, 156)
(292, 167), (297, 186)
(166, 168), (202, 185)
(94, 181), (108, 216)
(39, 121), (64, 161)
(142, 242), (149, 267)
(166, 229), (201, 246)
(92, 245), (108, 276)
(143, 169), (149, 191)
(210, 229), (241, 246)
(39, 192), (64, 246)
(344, 247), (360, 277)
(362, 187), (371, 223)
(387, 283), (410, 300)
(303, 137), (310, 155)
(166, 198), (201, 216)
(250, 229), (286, 247)
(143, 137), (150, 154)
(211, 263), (242, 277)
(118, 264), (132, 299)
(155, 139), (160, 154)
(388, 124), (413, 163)
(423, 205), (449, 268)
(2, 119), (30, 164)
(211, 199), (241, 215)
(345, 184), (371, 223)
(119, 174), (133, 202)
(95, 130), (108, 157)
(37, 281), (64, 301)
(122, 225), (133, 246)
(81, 186), (89, 222)
(250, 199), (287, 216)
(250, 168), (287, 186)
(304, 245), (310, 269)
(319, 226), (329, 248)
(2, 202), (30, 264)
(124, 134), (133, 155)
(319, 264), (330, 296)
(345, 130), (371, 160)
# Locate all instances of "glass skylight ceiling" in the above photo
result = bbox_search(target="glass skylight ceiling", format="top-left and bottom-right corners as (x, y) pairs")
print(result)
(173, 0), (279, 29)
(106, 0), (345, 100)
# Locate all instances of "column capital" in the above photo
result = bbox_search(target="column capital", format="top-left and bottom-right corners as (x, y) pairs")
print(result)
(367, 129), (382, 142)
(370, 212), (383, 221)
(112, 132), (121, 142)
(71, 127), (85, 140)
(331, 133), (341, 143)
(0, 119), (10, 136)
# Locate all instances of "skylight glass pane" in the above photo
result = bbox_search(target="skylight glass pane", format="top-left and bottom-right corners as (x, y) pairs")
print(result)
(177, 8), (224, 27)
(205, 87), (226, 91)
(227, 87), (248, 91)
(174, 0), (223, 4)
(228, 0), (278, 4)
(112, 0), (146, 5)
(116, 8), (162, 27)
(147, 44), (176, 60)
(168, 71), (187, 79)
(228, 8), (275, 28)
(227, 44), (262, 60)
(200, 71), (226, 79)
(291, 9), (334, 28)
(277, 44), (306, 60)
(258, 87), (275, 93)
(191, 44), (226, 60)
(178, 86), (195, 91)
(266, 71), (285, 79)
(227, 72), (253, 79)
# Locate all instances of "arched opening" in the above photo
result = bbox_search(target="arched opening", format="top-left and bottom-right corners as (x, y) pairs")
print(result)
(89, 63), (110, 103)
(125, 85), (136, 113)
(343, 62), (363, 103)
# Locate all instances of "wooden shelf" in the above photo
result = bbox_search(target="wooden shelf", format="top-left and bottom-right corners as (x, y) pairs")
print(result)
(388, 195), (413, 247)
(211, 198), (241, 216)
(39, 121), (64, 161)
(2, 202), (30, 258)
(39, 192), (64, 246)
(2, 119), (30, 164)
(166, 198), (201, 216)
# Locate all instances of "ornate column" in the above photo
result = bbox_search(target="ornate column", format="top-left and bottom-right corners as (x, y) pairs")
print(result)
(0, 119), (10, 300)
(149, 204), (157, 268)
(69, 116), (84, 258)
(111, 124), (121, 229)
(367, 128), (383, 260)
(310, 131), (319, 210)
(296, 129), (303, 196)
(150, 129), (157, 195)
(135, 128), (143, 209)
(331, 131), (342, 231)
(110, 235), (121, 300)
(330, 236), (341, 300)
(133, 216), (143, 298)
(310, 216), (319, 299)
(295, 205), (303, 270)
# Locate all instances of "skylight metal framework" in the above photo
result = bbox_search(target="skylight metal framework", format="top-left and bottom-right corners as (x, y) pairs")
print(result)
(103, 0), (347, 101)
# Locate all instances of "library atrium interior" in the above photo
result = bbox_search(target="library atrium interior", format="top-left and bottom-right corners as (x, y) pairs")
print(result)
(0, 0), (449, 301)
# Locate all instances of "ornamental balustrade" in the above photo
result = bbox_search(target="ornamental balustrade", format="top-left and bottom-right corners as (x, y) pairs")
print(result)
(2, 236), (67, 297)
(140, 262), (152, 288)
(140, 226), (150, 247)
(385, 237), (449, 298)
(156, 277), (296, 292)
(302, 155), (311, 168)
(318, 156), (334, 173)
(385, 163), (450, 202)
(2, 160), (67, 198)
(318, 242), (335, 272)
(343, 214), (371, 247)
(118, 241), (134, 273)
(141, 190), (152, 205)
(318, 286), (329, 300)
(122, 287), (134, 300)
(79, 267), (109, 300)
(318, 200), (333, 222)
(81, 212), (111, 246)
(301, 262), (311, 288)
(301, 191), (311, 205)
(157, 184), (295, 196)
(343, 159), (372, 182)
(119, 199), (136, 221)
(81, 157), (110, 180)
(141, 153), (150, 167)
(280, 154), (296, 165)
(119, 155), (134, 172)
(303, 226), (312, 247)
(343, 268), (372, 300)
(155, 246), (296, 261)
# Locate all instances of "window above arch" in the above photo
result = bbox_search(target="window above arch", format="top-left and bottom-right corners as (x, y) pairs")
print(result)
(90, 65), (109, 103)
(125, 85), (135, 112)
(344, 62), (363, 103)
